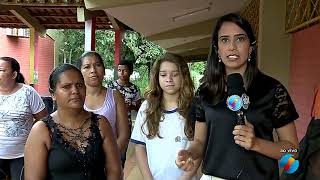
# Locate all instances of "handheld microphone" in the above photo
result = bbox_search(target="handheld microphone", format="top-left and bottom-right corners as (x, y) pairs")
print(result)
(226, 73), (250, 125)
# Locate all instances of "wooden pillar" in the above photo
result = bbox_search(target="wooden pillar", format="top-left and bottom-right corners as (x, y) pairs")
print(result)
(85, 17), (96, 51)
(29, 28), (39, 90)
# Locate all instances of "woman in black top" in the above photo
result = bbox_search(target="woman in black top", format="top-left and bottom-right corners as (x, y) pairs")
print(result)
(24, 64), (121, 180)
(176, 13), (299, 180)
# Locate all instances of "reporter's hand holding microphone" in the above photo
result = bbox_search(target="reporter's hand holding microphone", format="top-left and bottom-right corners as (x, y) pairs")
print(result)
(233, 117), (257, 150)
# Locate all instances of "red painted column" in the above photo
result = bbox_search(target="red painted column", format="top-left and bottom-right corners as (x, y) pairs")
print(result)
(114, 29), (123, 66)
(114, 29), (123, 79)
(85, 17), (96, 51)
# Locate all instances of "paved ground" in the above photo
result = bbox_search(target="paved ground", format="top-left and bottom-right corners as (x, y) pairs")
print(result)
(124, 110), (143, 180)
(123, 142), (143, 180)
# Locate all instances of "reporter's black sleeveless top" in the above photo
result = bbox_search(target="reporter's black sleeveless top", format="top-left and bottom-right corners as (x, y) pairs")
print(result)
(43, 113), (106, 180)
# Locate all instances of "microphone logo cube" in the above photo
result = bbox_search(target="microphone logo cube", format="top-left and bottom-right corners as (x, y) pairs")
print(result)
(227, 95), (243, 111)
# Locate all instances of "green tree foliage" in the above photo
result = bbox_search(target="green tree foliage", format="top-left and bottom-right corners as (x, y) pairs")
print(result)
(122, 31), (166, 65)
(95, 30), (115, 68)
(188, 61), (206, 89)
(53, 29), (166, 69)
(131, 64), (150, 96)
(51, 29), (84, 65)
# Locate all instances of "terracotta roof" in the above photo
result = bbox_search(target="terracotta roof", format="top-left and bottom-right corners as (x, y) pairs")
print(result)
(0, 1), (112, 29)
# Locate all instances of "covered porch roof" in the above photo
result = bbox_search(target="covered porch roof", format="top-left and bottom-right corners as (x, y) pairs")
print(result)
(84, 0), (253, 61)
(0, 0), (128, 36)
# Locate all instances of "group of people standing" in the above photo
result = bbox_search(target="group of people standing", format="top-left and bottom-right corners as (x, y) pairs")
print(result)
(1, 51), (141, 179)
(0, 13), (317, 180)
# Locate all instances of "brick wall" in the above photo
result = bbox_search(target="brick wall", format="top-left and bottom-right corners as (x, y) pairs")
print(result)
(0, 28), (54, 96)
(289, 23), (320, 140)
(0, 29), (31, 82)
(37, 35), (55, 96)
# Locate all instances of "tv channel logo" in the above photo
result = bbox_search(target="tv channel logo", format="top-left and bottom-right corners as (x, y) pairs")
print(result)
(279, 154), (299, 174)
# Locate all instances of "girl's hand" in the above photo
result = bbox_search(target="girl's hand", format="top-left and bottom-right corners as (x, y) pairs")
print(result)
(233, 119), (256, 150)
(175, 150), (194, 171)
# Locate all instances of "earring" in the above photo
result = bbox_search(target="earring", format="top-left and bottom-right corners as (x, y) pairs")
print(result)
(248, 54), (251, 62)
(218, 56), (222, 63)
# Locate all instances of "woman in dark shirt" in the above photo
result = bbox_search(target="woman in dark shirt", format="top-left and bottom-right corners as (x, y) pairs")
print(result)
(176, 13), (299, 180)
(24, 64), (121, 180)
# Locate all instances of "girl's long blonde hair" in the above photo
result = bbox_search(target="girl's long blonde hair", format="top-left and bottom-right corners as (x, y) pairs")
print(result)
(143, 53), (195, 139)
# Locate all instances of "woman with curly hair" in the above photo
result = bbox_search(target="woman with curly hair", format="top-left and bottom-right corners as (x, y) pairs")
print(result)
(130, 53), (200, 180)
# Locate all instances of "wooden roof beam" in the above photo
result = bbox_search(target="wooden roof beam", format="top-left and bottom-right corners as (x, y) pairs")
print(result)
(77, 7), (115, 29)
(106, 13), (119, 30)
(77, 7), (104, 21)
(0, 22), (26, 25)
(9, 6), (46, 37)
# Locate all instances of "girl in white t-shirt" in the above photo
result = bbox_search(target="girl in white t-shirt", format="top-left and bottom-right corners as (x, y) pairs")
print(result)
(130, 53), (200, 180)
